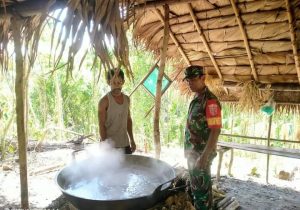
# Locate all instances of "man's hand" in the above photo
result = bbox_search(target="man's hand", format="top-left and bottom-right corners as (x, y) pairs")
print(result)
(130, 140), (136, 153)
(196, 153), (208, 170)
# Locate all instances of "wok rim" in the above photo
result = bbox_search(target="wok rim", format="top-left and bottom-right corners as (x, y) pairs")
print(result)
(55, 154), (176, 202)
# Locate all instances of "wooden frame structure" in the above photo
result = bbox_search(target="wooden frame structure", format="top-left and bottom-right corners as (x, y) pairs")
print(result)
(1, 0), (300, 208)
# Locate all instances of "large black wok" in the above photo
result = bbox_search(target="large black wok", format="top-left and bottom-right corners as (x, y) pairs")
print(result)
(56, 154), (176, 210)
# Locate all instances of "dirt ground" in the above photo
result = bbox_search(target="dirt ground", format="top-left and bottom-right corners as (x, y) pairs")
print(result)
(1, 143), (300, 210)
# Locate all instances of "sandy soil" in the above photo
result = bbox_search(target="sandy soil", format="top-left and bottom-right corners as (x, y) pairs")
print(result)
(1, 144), (300, 209)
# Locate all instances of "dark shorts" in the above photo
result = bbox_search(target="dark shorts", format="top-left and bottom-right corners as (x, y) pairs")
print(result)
(124, 146), (132, 154)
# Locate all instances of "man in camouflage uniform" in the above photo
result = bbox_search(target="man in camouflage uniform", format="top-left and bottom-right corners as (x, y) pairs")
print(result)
(183, 65), (222, 210)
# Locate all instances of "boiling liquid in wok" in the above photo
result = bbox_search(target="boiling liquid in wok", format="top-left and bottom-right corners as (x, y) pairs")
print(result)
(65, 165), (166, 200)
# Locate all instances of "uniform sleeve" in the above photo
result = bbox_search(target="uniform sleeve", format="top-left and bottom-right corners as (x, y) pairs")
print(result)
(205, 99), (222, 128)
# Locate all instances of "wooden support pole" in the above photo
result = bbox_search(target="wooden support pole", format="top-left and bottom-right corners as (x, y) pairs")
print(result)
(266, 115), (273, 183)
(12, 17), (29, 209)
(216, 150), (224, 181)
(229, 0), (258, 81)
(153, 4), (170, 159)
(285, 0), (300, 84)
(228, 148), (234, 176)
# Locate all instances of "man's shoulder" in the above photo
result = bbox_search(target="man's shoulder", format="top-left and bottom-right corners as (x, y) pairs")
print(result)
(206, 88), (219, 100)
(122, 93), (130, 100)
(99, 94), (109, 106)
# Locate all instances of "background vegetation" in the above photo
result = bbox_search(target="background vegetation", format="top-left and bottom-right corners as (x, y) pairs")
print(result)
(0, 24), (299, 160)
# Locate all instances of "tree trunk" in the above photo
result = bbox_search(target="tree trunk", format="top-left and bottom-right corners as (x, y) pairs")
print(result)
(153, 5), (169, 159)
(55, 73), (65, 141)
(12, 17), (29, 209)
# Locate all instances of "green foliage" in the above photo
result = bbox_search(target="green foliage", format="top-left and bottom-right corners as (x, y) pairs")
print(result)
(1, 28), (300, 159)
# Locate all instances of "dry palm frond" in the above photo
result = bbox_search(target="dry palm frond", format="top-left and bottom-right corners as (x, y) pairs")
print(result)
(238, 81), (270, 112)
(169, 65), (193, 99)
(0, 0), (133, 81)
(0, 16), (11, 71)
(205, 74), (224, 97)
(276, 104), (300, 114)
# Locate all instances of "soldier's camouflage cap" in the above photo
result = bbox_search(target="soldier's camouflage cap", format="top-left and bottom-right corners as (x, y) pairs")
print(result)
(183, 65), (204, 80)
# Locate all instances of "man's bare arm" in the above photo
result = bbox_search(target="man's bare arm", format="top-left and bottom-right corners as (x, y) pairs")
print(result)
(197, 128), (220, 169)
(127, 98), (136, 152)
(98, 96), (108, 141)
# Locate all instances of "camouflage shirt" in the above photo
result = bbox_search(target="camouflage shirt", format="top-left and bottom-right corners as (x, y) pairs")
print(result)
(184, 87), (222, 154)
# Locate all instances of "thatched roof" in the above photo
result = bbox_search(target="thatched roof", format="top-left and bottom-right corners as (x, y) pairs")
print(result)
(1, 0), (300, 107)
(129, 0), (300, 107)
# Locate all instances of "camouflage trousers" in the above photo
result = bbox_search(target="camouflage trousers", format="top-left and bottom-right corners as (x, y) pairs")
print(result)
(187, 149), (216, 210)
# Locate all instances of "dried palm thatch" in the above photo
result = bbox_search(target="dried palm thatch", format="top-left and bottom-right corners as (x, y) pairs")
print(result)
(277, 104), (300, 114)
(170, 66), (228, 100)
(0, 0), (133, 78)
(205, 74), (225, 97)
(237, 81), (272, 112)
(127, 0), (300, 107)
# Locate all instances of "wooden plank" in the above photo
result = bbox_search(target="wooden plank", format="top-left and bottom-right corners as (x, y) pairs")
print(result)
(220, 133), (300, 144)
(217, 141), (300, 159)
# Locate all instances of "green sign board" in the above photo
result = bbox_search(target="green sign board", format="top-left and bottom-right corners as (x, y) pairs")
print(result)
(142, 65), (171, 97)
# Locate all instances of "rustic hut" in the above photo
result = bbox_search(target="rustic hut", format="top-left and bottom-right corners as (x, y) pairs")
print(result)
(0, 0), (300, 209)
(128, 0), (300, 106)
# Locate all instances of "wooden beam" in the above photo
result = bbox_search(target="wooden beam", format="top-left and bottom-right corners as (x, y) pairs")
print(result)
(134, 0), (200, 10)
(209, 74), (299, 84)
(223, 81), (300, 92)
(285, 0), (300, 84)
(229, 0), (258, 81)
(223, 100), (300, 106)
(155, 8), (191, 65)
(187, 3), (223, 80)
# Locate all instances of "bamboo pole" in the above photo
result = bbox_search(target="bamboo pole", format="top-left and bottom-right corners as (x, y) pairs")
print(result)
(12, 17), (29, 209)
(187, 3), (223, 80)
(229, 0), (258, 81)
(144, 59), (186, 118)
(266, 115), (273, 183)
(223, 81), (300, 92)
(285, 0), (300, 84)
(155, 8), (191, 66)
(153, 4), (170, 159)
(201, 74), (299, 84)
(134, 0), (200, 10)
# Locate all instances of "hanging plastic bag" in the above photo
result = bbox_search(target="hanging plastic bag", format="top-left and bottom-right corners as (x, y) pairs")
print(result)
(260, 97), (276, 116)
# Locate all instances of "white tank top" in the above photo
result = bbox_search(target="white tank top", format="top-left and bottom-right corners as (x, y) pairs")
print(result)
(105, 92), (130, 147)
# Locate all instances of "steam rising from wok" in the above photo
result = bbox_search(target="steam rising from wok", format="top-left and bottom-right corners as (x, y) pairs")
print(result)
(58, 140), (175, 200)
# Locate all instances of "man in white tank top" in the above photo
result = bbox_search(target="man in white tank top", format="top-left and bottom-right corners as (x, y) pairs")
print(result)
(98, 68), (136, 154)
